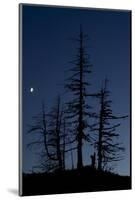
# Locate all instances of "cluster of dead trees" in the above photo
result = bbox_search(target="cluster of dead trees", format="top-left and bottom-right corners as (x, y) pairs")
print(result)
(27, 26), (127, 173)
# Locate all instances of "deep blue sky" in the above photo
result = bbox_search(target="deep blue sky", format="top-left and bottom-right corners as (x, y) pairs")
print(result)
(21, 4), (131, 175)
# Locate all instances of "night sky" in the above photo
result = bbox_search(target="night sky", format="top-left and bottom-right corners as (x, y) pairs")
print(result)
(21, 4), (131, 175)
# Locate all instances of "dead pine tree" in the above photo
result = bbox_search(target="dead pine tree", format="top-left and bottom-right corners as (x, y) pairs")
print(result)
(27, 96), (68, 172)
(27, 101), (58, 173)
(65, 25), (92, 170)
(91, 79), (128, 171)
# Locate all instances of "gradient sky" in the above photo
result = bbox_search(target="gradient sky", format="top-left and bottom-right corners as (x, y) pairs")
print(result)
(21, 4), (131, 175)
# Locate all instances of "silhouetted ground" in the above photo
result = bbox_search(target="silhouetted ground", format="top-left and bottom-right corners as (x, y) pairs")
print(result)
(21, 166), (131, 196)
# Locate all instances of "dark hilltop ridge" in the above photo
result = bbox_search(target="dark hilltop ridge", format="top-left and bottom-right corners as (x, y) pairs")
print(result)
(22, 166), (131, 196)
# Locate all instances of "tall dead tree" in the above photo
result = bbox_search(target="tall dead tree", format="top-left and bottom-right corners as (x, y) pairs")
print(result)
(65, 26), (92, 169)
(91, 79), (127, 171)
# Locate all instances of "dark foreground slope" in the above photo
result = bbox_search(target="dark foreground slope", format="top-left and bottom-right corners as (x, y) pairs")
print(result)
(22, 166), (131, 196)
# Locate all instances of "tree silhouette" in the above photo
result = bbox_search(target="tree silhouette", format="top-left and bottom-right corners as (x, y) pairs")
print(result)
(27, 97), (63, 172)
(27, 101), (59, 172)
(65, 26), (92, 169)
(91, 79), (128, 171)
(27, 95), (76, 172)
(46, 95), (65, 170)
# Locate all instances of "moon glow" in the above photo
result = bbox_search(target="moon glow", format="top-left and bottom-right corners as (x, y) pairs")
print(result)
(30, 87), (34, 93)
